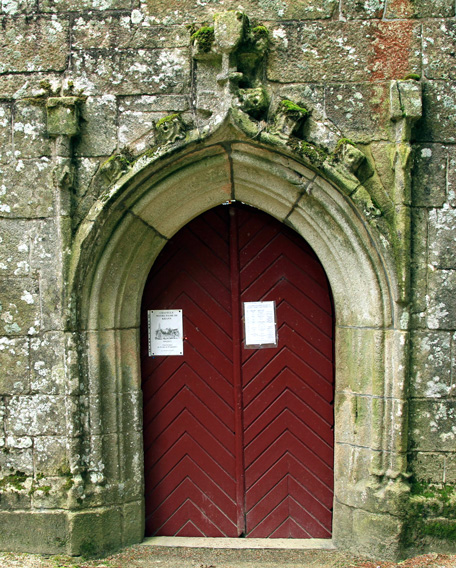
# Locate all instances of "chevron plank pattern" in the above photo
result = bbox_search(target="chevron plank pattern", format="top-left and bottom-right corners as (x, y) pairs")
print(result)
(141, 204), (334, 539)
(236, 206), (334, 538)
(141, 208), (238, 537)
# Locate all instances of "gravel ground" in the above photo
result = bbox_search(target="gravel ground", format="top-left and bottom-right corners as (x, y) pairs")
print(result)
(1, 546), (456, 568)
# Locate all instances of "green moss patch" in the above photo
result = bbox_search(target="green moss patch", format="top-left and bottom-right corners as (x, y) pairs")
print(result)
(0, 471), (27, 491)
(279, 99), (309, 119)
(191, 26), (215, 52)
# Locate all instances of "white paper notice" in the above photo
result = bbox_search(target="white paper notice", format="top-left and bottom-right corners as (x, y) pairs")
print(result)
(148, 309), (183, 356)
(244, 301), (277, 347)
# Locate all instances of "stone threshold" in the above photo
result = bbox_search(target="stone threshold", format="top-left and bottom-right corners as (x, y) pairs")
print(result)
(141, 537), (336, 550)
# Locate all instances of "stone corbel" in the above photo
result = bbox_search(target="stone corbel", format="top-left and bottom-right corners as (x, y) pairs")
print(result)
(389, 79), (422, 303)
(46, 96), (81, 195)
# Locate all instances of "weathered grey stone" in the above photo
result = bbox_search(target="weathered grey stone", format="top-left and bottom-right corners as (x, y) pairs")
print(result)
(0, 336), (29, 394)
(445, 453), (456, 483)
(268, 21), (421, 83)
(0, 103), (13, 164)
(30, 332), (65, 394)
(423, 21), (456, 81)
(143, 0), (337, 24)
(409, 451), (445, 483)
(325, 83), (390, 142)
(386, 0), (454, 19)
(0, 16), (69, 73)
(68, 508), (122, 556)
(0, 73), (61, 99)
(70, 49), (190, 96)
(117, 109), (159, 154)
(33, 436), (67, 476)
(46, 97), (80, 138)
(0, 511), (68, 554)
(447, 146), (456, 207)
(0, 158), (54, 218)
(410, 399), (456, 452)
(122, 500), (144, 546)
(410, 331), (453, 399)
(335, 392), (372, 447)
(1, 0), (37, 14)
(428, 207), (456, 269)
(72, 15), (188, 50)
(334, 503), (403, 560)
(13, 100), (51, 158)
(336, 327), (384, 395)
(410, 207), (429, 316)
(415, 82), (456, 143)
(0, 277), (40, 336)
(0, 443), (33, 475)
(41, 0), (133, 10)
(412, 144), (447, 207)
(6, 395), (66, 436)
(426, 269), (456, 329)
(74, 95), (117, 158)
(341, 0), (385, 19)
(0, 219), (34, 277)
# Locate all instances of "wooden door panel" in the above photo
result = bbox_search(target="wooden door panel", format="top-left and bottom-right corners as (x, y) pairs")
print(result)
(237, 206), (334, 538)
(141, 208), (238, 537)
(141, 204), (334, 539)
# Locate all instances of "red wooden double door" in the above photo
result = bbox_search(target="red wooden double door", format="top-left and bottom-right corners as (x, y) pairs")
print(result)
(141, 204), (334, 539)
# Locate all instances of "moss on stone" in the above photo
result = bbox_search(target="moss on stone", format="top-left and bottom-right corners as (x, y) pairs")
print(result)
(403, 73), (421, 81)
(334, 137), (356, 154)
(406, 481), (456, 546)
(156, 114), (180, 128)
(252, 25), (269, 41)
(191, 26), (215, 52)
(300, 142), (327, 166)
(279, 99), (309, 119)
(0, 471), (27, 491)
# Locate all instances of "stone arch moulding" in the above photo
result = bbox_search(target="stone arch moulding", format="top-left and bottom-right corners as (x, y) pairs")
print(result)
(67, 123), (410, 560)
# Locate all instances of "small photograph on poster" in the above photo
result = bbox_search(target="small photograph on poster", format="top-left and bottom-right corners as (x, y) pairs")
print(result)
(148, 309), (183, 356)
(243, 301), (278, 349)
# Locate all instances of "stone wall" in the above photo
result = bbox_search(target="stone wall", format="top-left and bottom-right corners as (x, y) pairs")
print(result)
(0, 0), (455, 560)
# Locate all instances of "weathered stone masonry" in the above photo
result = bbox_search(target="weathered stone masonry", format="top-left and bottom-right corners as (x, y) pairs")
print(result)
(1, 0), (456, 561)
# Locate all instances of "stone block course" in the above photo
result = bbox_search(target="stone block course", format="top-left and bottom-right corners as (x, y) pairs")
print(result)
(267, 21), (421, 84)
(70, 48), (190, 96)
(415, 81), (456, 143)
(74, 95), (118, 158)
(423, 21), (456, 81)
(325, 83), (390, 143)
(13, 101), (51, 158)
(5, 394), (66, 436)
(340, 0), (385, 20)
(410, 399), (456, 452)
(0, 158), (55, 218)
(0, 277), (40, 336)
(72, 16), (188, 50)
(410, 331), (453, 399)
(143, 0), (337, 24)
(428, 207), (456, 269)
(0, 16), (69, 74)
(385, 0), (455, 18)
(412, 144), (447, 207)
(0, 336), (30, 395)
(426, 269), (456, 329)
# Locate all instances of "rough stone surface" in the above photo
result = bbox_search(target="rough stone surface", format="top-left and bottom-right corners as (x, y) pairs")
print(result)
(0, 0), (455, 562)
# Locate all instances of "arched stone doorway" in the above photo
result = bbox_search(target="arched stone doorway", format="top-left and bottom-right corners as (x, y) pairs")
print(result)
(68, 129), (409, 559)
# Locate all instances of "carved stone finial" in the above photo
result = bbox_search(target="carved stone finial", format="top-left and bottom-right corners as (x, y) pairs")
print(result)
(269, 100), (309, 142)
(155, 114), (187, 145)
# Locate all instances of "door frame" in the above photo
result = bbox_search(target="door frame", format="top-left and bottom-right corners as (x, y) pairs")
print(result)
(68, 133), (409, 558)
